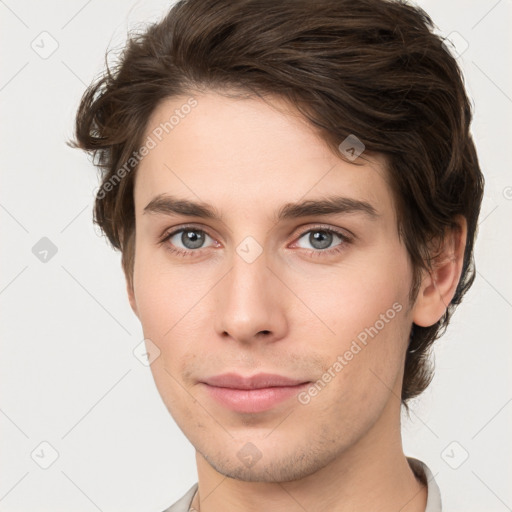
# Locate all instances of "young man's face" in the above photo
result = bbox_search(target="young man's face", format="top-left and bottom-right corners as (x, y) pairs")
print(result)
(128, 90), (416, 481)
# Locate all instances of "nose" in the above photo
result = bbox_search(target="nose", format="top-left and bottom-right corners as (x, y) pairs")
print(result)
(214, 246), (288, 346)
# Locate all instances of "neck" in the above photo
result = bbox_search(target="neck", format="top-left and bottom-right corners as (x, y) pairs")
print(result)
(192, 402), (427, 512)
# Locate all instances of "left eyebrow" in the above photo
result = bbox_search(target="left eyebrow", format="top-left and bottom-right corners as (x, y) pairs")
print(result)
(142, 193), (379, 221)
(275, 196), (379, 222)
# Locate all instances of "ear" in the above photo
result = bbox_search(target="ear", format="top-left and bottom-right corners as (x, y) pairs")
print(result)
(126, 274), (139, 319)
(121, 230), (138, 318)
(412, 216), (467, 327)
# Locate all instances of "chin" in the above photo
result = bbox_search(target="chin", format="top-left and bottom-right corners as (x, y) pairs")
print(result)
(201, 443), (338, 483)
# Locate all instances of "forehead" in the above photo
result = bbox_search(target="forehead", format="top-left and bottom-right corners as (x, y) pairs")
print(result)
(134, 91), (394, 221)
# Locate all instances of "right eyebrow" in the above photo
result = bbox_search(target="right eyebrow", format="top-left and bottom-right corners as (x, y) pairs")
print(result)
(143, 194), (222, 219)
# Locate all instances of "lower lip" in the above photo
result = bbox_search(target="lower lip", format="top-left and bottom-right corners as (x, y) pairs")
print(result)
(202, 383), (310, 413)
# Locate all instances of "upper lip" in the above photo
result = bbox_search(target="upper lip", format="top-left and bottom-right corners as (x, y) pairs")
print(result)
(202, 373), (309, 389)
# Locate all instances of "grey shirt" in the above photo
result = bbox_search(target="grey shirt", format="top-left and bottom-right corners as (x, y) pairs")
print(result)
(162, 457), (442, 512)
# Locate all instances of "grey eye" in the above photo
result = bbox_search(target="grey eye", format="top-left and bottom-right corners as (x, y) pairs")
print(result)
(296, 230), (343, 250)
(170, 229), (213, 250)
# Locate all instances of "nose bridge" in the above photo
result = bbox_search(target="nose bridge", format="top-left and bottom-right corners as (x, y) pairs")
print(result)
(214, 241), (287, 343)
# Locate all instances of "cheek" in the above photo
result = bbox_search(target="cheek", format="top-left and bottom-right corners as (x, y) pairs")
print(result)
(133, 243), (192, 330)
(290, 246), (411, 401)
(132, 247), (216, 373)
(290, 245), (411, 341)
(132, 252), (203, 417)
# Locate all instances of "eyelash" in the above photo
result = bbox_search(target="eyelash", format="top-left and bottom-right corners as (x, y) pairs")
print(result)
(158, 224), (353, 259)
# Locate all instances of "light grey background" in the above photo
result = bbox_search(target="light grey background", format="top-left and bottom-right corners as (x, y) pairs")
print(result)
(1, 0), (511, 510)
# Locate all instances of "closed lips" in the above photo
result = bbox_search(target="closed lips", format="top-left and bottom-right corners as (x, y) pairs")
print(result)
(202, 372), (310, 389)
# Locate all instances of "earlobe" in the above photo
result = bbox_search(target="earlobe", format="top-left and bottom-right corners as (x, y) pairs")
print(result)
(412, 216), (467, 327)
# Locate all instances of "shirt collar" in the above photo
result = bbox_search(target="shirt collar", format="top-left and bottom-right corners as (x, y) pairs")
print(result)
(163, 457), (443, 512)
(407, 456), (443, 512)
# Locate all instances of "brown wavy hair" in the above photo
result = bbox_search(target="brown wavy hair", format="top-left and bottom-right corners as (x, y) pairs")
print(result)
(70, 0), (484, 406)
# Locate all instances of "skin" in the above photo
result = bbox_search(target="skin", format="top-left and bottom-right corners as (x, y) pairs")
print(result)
(126, 90), (467, 511)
